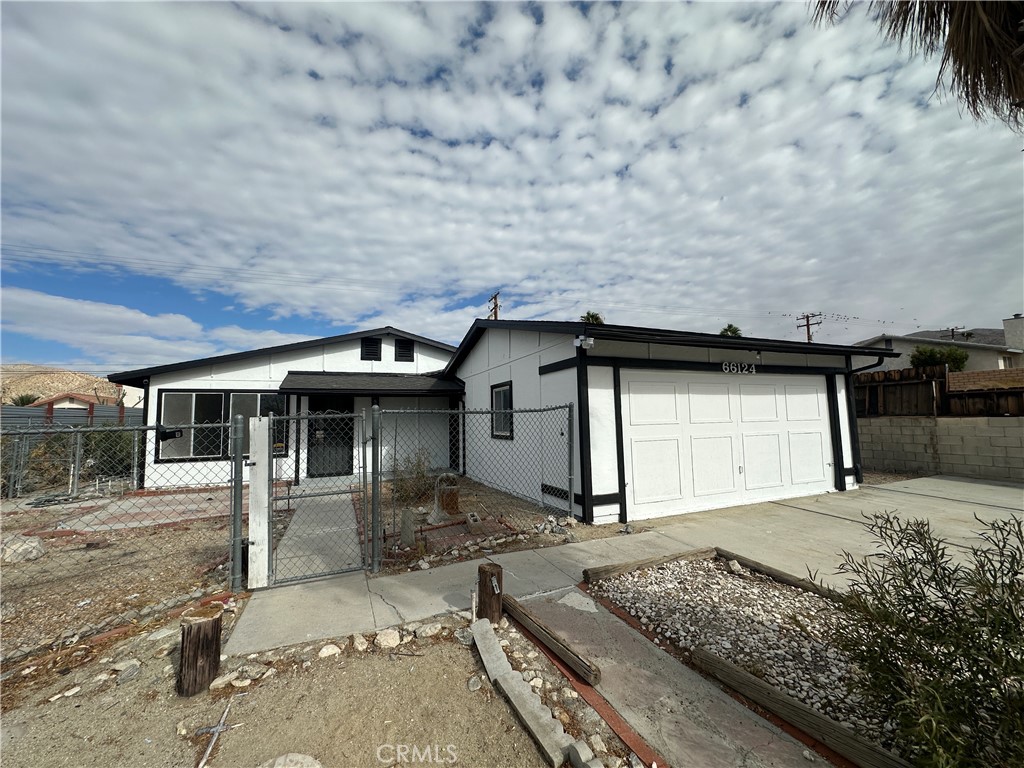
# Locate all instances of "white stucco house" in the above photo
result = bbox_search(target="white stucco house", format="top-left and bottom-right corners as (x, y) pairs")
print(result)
(110, 319), (898, 524)
(108, 328), (459, 489)
(853, 314), (1024, 372)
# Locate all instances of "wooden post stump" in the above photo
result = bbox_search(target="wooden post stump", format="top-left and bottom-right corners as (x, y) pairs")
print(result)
(477, 563), (503, 623)
(177, 603), (223, 697)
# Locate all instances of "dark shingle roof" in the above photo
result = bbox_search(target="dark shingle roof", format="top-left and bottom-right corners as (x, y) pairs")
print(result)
(279, 371), (462, 396)
(905, 328), (1006, 346)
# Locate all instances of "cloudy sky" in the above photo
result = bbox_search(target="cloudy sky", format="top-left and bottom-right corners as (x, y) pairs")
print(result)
(2, 2), (1021, 374)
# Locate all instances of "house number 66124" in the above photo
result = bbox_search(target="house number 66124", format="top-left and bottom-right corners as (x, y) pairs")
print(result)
(722, 362), (756, 374)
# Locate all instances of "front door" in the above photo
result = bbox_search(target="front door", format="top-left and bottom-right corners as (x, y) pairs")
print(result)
(306, 394), (355, 477)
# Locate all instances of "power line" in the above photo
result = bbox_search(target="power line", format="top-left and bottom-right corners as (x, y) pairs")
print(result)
(796, 312), (823, 343)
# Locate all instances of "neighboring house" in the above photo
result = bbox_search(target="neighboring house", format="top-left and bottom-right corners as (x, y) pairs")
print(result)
(109, 319), (898, 524)
(108, 328), (458, 489)
(853, 314), (1024, 372)
(29, 392), (113, 409)
(445, 320), (898, 524)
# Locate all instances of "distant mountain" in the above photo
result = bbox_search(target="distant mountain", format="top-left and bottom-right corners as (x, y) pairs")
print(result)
(1, 365), (144, 407)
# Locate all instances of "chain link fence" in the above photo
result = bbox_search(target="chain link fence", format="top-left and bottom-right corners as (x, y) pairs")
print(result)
(267, 412), (367, 584)
(1, 421), (239, 663)
(370, 406), (573, 570)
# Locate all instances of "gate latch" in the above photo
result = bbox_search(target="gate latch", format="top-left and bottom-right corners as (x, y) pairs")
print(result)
(244, 460), (257, 467)
(490, 575), (500, 595)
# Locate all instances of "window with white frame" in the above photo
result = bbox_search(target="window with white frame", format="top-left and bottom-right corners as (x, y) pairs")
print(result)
(160, 392), (225, 459)
(999, 355), (1014, 369)
(491, 381), (513, 439)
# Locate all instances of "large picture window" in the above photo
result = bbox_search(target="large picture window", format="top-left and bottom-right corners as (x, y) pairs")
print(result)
(159, 390), (288, 460)
(491, 382), (513, 439)
(160, 393), (225, 459)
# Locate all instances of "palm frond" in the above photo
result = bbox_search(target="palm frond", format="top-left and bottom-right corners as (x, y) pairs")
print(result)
(812, 2), (1024, 131)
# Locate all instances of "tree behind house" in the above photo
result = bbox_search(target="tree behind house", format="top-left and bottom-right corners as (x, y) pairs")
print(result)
(580, 311), (605, 324)
(9, 394), (41, 406)
(719, 324), (743, 337)
(910, 345), (969, 371)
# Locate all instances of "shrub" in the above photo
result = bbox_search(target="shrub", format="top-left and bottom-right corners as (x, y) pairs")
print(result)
(830, 513), (1023, 767)
(909, 345), (970, 372)
(393, 448), (433, 505)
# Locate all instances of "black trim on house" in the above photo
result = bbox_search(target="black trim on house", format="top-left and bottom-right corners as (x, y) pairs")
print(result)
(825, 376), (846, 492)
(571, 492), (621, 507)
(444, 318), (899, 376)
(538, 358), (577, 375)
(360, 337), (382, 361)
(575, 346), (594, 523)
(109, 326), (456, 388)
(612, 366), (628, 524)
(843, 357), (865, 484)
(140, 378), (151, 489)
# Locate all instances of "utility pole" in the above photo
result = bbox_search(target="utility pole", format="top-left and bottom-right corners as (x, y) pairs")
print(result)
(796, 312), (823, 343)
(488, 291), (501, 320)
(941, 326), (965, 340)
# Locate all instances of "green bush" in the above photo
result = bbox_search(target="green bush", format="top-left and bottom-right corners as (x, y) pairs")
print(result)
(831, 513), (1023, 767)
(909, 345), (970, 372)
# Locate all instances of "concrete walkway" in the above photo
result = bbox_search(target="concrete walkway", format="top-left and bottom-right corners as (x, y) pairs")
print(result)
(227, 475), (1021, 654)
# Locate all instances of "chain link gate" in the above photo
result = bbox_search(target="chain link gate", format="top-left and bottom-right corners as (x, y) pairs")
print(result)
(265, 411), (368, 585)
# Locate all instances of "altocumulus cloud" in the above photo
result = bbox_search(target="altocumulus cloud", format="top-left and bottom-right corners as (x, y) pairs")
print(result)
(1, 2), (1020, 368)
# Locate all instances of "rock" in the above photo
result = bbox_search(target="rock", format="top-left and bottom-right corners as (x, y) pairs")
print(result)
(415, 623), (442, 639)
(628, 754), (645, 768)
(209, 671), (239, 690)
(551, 525), (567, 535)
(417, 559), (431, 570)
(375, 628), (401, 649)
(467, 675), (482, 692)
(62, 686), (81, 697)
(230, 678), (251, 688)
(454, 628), (474, 647)
(259, 755), (324, 768)
(589, 734), (607, 754)
(262, 668), (277, 680)
(802, 749), (815, 762)
(238, 662), (270, 679)
(350, 634), (368, 652)
(114, 659), (141, 685)
(2, 535), (45, 564)
(727, 559), (743, 575)
(318, 644), (342, 658)
(147, 625), (178, 643)
(175, 720), (188, 737)
(529, 677), (543, 689)
(498, 617), (508, 629)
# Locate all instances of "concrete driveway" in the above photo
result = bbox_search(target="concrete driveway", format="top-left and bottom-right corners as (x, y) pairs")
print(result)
(644, 475), (1023, 586)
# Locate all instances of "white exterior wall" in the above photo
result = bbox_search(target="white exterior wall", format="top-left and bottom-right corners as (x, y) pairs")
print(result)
(835, 375), (858, 490)
(458, 329), (577, 511)
(141, 336), (452, 489)
(586, 366), (619, 524)
(857, 340), (1019, 372)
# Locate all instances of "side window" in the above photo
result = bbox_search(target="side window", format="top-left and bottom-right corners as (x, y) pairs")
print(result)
(491, 382), (513, 439)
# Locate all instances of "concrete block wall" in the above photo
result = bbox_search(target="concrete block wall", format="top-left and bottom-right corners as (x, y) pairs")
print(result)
(947, 369), (1024, 391)
(858, 416), (1024, 482)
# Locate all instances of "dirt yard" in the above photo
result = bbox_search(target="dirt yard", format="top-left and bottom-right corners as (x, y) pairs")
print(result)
(1, 599), (629, 768)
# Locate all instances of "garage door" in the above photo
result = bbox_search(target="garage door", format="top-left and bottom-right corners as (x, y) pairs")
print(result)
(621, 370), (834, 520)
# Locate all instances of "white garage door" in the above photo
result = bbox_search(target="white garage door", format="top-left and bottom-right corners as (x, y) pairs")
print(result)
(621, 370), (835, 520)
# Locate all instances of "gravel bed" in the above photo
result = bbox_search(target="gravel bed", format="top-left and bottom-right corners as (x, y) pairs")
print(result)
(593, 557), (894, 746)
